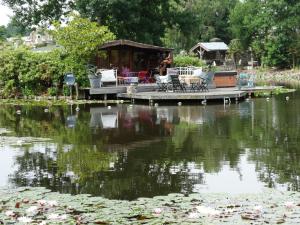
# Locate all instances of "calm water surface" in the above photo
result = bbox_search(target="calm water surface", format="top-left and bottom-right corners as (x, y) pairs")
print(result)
(0, 92), (299, 200)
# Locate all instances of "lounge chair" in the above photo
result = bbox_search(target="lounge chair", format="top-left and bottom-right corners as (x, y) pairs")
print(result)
(170, 75), (186, 92)
(97, 69), (118, 87)
(198, 72), (213, 92)
(154, 75), (169, 92)
(238, 73), (255, 88)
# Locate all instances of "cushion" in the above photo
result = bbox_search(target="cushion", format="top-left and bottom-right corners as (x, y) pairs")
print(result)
(101, 70), (116, 82)
(193, 68), (202, 76)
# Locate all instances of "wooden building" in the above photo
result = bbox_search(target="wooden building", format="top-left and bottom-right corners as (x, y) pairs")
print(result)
(96, 40), (173, 74)
(190, 42), (228, 65)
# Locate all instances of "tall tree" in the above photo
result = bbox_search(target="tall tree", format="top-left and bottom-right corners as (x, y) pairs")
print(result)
(76, 0), (177, 45)
(5, 17), (30, 37)
(229, 0), (300, 68)
(162, 0), (238, 52)
(0, 26), (6, 41)
(3, 0), (74, 27)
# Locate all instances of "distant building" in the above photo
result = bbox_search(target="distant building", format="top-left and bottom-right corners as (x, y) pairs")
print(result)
(7, 30), (53, 48)
(190, 41), (229, 65)
(23, 30), (54, 46)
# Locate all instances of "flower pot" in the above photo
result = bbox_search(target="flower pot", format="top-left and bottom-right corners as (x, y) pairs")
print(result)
(88, 74), (101, 88)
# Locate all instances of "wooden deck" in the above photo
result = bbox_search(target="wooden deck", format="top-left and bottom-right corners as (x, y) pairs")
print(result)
(117, 89), (246, 101)
(87, 85), (280, 103)
(117, 86), (280, 102)
(89, 84), (156, 95)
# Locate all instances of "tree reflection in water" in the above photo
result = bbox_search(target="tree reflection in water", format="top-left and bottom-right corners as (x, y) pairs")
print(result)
(0, 92), (300, 200)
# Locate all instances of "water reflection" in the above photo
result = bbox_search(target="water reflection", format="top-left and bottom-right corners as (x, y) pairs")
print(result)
(0, 92), (299, 200)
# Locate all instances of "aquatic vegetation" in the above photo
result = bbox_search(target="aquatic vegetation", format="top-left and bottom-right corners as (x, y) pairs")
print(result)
(1, 187), (300, 224)
(0, 99), (128, 106)
(254, 87), (295, 97)
(255, 70), (300, 89)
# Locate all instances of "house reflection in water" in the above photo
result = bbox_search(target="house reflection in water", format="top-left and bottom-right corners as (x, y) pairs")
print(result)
(88, 103), (252, 145)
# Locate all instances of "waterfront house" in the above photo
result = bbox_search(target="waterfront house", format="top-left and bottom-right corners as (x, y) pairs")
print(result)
(96, 39), (173, 75)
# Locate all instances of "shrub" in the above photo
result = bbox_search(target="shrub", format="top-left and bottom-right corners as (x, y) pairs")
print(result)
(47, 87), (58, 96)
(173, 55), (205, 67)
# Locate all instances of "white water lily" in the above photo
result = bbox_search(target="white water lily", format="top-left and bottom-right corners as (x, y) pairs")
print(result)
(253, 205), (263, 214)
(5, 210), (14, 217)
(16, 140), (24, 145)
(47, 200), (58, 207)
(196, 206), (220, 216)
(188, 212), (200, 219)
(59, 214), (68, 220)
(48, 213), (59, 220)
(153, 208), (162, 214)
(18, 216), (32, 223)
(39, 221), (47, 225)
(37, 199), (47, 206)
(284, 201), (295, 209)
(26, 206), (38, 213)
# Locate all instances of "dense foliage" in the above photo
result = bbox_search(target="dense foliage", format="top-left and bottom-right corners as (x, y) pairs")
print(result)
(230, 0), (300, 68)
(0, 16), (115, 98)
(51, 15), (115, 62)
(0, 47), (90, 98)
(1, 0), (299, 76)
(173, 55), (205, 67)
(0, 47), (61, 97)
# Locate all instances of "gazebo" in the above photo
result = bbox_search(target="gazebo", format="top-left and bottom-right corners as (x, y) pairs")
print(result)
(96, 40), (173, 74)
(190, 42), (229, 65)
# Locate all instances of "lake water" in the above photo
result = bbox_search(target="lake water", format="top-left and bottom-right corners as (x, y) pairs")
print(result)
(0, 92), (299, 200)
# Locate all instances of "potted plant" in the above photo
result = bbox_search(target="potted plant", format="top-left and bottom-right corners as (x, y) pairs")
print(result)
(87, 64), (101, 88)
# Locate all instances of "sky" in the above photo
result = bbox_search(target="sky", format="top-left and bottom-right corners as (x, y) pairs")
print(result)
(0, 3), (13, 26)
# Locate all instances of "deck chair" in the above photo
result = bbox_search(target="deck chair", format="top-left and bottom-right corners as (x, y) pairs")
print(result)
(170, 75), (186, 92)
(154, 75), (169, 92)
(198, 72), (212, 92)
(98, 69), (118, 87)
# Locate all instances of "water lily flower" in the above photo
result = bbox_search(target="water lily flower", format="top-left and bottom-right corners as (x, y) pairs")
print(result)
(48, 213), (59, 220)
(153, 208), (163, 214)
(196, 206), (220, 216)
(253, 205), (263, 214)
(16, 140), (24, 145)
(26, 206), (38, 214)
(37, 200), (47, 206)
(47, 200), (58, 207)
(39, 221), (47, 225)
(5, 210), (14, 217)
(18, 216), (32, 223)
(284, 201), (295, 209)
(59, 214), (68, 220)
(188, 212), (200, 219)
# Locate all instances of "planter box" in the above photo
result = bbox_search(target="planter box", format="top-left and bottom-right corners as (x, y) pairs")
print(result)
(214, 71), (237, 87)
(88, 75), (101, 88)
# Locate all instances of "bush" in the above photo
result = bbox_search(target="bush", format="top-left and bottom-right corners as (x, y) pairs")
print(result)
(0, 47), (89, 98)
(173, 55), (205, 67)
(47, 87), (58, 96)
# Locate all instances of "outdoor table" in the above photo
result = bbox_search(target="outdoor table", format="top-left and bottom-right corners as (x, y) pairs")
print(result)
(179, 75), (202, 85)
(179, 75), (204, 92)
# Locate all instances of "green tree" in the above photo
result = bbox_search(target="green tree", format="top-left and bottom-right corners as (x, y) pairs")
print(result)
(0, 26), (7, 41)
(76, 0), (176, 45)
(228, 39), (243, 68)
(51, 14), (115, 62)
(163, 0), (237, 52)
(3, 0), (73, 27)
(5, 17), (30, 37)
(229, 0), (300, 68)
